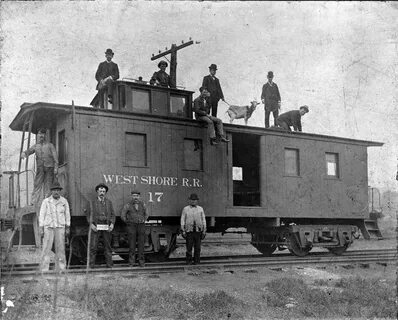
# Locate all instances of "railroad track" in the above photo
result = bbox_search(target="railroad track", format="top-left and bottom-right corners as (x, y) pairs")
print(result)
(2, 248), (396, 277)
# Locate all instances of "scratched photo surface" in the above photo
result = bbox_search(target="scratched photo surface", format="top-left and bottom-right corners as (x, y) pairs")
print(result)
(0, 1), (397, 318)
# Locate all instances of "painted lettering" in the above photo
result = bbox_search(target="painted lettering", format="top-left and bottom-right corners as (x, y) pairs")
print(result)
(182, 178), (190, 187)
(141, 176), (149, 184)
(171, 177), (178, 186)
(132, 176), (139, 184)
(123, 176), (132, 184)
(193, 178), (202, 188)
(103, 174), (115, 184)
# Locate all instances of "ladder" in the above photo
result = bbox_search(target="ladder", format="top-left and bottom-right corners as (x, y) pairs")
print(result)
(360, 187), (383, 240)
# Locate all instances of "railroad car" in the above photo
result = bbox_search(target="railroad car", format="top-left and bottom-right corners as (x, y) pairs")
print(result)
(6, 78), (383, 263)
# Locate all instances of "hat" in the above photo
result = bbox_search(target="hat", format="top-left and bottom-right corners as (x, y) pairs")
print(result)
(199, 86), (207, 93)
(131, 190), (141, 195)
(188, 193), (199, 200)
(105, 48), (114, 55)
(267, 71), (274, 77)
(95, 183), (109, 192)
(209, 64), (218, 70)
(50, 181), (63, 191)
(158, 60), (168, 68)
(300, 105), (309, 113)
(37, 128), (47, 134)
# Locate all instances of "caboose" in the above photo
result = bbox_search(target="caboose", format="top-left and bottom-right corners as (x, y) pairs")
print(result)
(6, 75), (383, 262)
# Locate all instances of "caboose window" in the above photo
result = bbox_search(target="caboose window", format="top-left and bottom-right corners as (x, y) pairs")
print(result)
(284, 148), (300, 176)
(326, 152), (339, 178)
(170, 95), (186, 117)
(183, 138), (203, 171)
(125, 133), (147, 167)
(58, 130), (66, 165)
(131, 88), (150, 113)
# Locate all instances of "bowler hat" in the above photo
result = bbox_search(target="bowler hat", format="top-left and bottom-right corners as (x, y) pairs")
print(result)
(131, 190), (141, 195)
(300, 105), (309, 113)
(50, 181), (63, 191)
(267, 71), (274, 77)
(95, 183), (109, 192)
(209, 64), (218, 70)
(105, 48), (114, 55)
(158, 60), (168, 68)
(188, 193), (199, 200)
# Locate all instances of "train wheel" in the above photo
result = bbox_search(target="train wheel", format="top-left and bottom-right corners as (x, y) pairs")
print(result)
(327, 244), (348, 255)
(287, 234), (311, 257)
(254, 244), (277, 256)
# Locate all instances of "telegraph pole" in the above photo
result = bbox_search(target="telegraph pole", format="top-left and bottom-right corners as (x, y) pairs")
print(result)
(151, 38), (197, 87)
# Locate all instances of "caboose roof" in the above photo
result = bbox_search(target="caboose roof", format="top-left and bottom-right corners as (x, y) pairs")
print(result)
(10, 102), (383, 147)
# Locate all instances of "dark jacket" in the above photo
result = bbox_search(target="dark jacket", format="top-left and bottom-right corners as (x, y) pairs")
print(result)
(86, 197), (116, 226)
(95, 61), (119, 90)
(202, 75), (224, 102)
(121, 200), (148, 224)
(193, 96), (210, 119)
(261, 82), (281, 111)
(277, 110), (302, 131)
(150, 70), (172, 88)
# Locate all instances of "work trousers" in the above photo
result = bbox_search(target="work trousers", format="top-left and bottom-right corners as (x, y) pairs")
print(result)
(197, 115), (224, 139)
(32, 166), (54, 205)
(127, 223), (145, 265)
(275, 119), (291, 131)
(89, 230), (113, 267)
(40, 227), (66, 272)
(209, 99), (219, 117)
(185, 231), (202, 264)
(264, 108), (279, 128)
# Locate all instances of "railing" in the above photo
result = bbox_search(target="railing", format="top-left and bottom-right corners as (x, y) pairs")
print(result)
(4, 170), (35, 210)
(368, 186), (382, 216)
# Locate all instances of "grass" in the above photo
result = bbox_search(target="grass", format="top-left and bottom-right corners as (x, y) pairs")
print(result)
(263, 276), (397, 319)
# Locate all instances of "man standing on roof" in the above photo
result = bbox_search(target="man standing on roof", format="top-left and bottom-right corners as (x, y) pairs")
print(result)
(202, 64), (225, 117)
(275, 105), (309, 132)
(193, 87), (229, 145)
(39, 181), (70, 272)
(21, 127), (58, 205)
(86, 183), (115, 268)
(91, 48), (120, 108)
(150, 60), (174, 88)
(261, 71), (281, 128)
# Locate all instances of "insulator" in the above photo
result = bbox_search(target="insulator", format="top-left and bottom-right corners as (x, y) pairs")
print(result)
(182, 40), (184, 43)
(165, 47), (167, 50)
(159, 50), (161, 53)
(189, 37), (192, 40)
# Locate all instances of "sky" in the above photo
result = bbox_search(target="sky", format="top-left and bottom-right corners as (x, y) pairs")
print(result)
(1, 1), (397, 214)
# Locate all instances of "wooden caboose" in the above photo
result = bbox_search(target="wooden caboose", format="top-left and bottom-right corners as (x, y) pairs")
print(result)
(7, 78), (383, 260)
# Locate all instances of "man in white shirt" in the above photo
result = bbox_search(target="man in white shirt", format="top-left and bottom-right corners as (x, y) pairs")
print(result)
(180, 193), (206, 265)
(39, 181), (70, 272)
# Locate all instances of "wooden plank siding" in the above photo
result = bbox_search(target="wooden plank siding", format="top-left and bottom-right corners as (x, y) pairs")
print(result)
(30, 105), (372, 221)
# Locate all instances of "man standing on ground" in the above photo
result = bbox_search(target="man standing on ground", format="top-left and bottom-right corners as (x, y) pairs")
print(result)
(86, 183), (115, 268)
(121, 190), (148, 267)
(39, 181), (70, 272)
(21, 127), (58, 205)
(91, 48), (120, 108)
(202, 64), (225, 117)
(261, 71), (281, 128)
(180, 193), (206, 265)
(275, 105), (309, 132)
(193, 87), (229, 145)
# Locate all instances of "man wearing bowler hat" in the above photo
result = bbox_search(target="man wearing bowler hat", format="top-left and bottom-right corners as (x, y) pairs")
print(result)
(276, 105), (309, 132)
(180, 193), (207, 265)
(91, 48), (120, 108)
(261, 71), (281, 128)
(121, 190), (148, 267)
(202, 64), (225, 117)
(150, 60), (174, 88)
(39, 181), (70, 272)
(86, 183), (115, 268)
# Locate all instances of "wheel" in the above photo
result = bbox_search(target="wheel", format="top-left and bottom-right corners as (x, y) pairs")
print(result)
(287, 234), (311, 257)
(254, 244), (277, 256)
(251, 233), (277, 256)
(327, 244), (348, 255)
